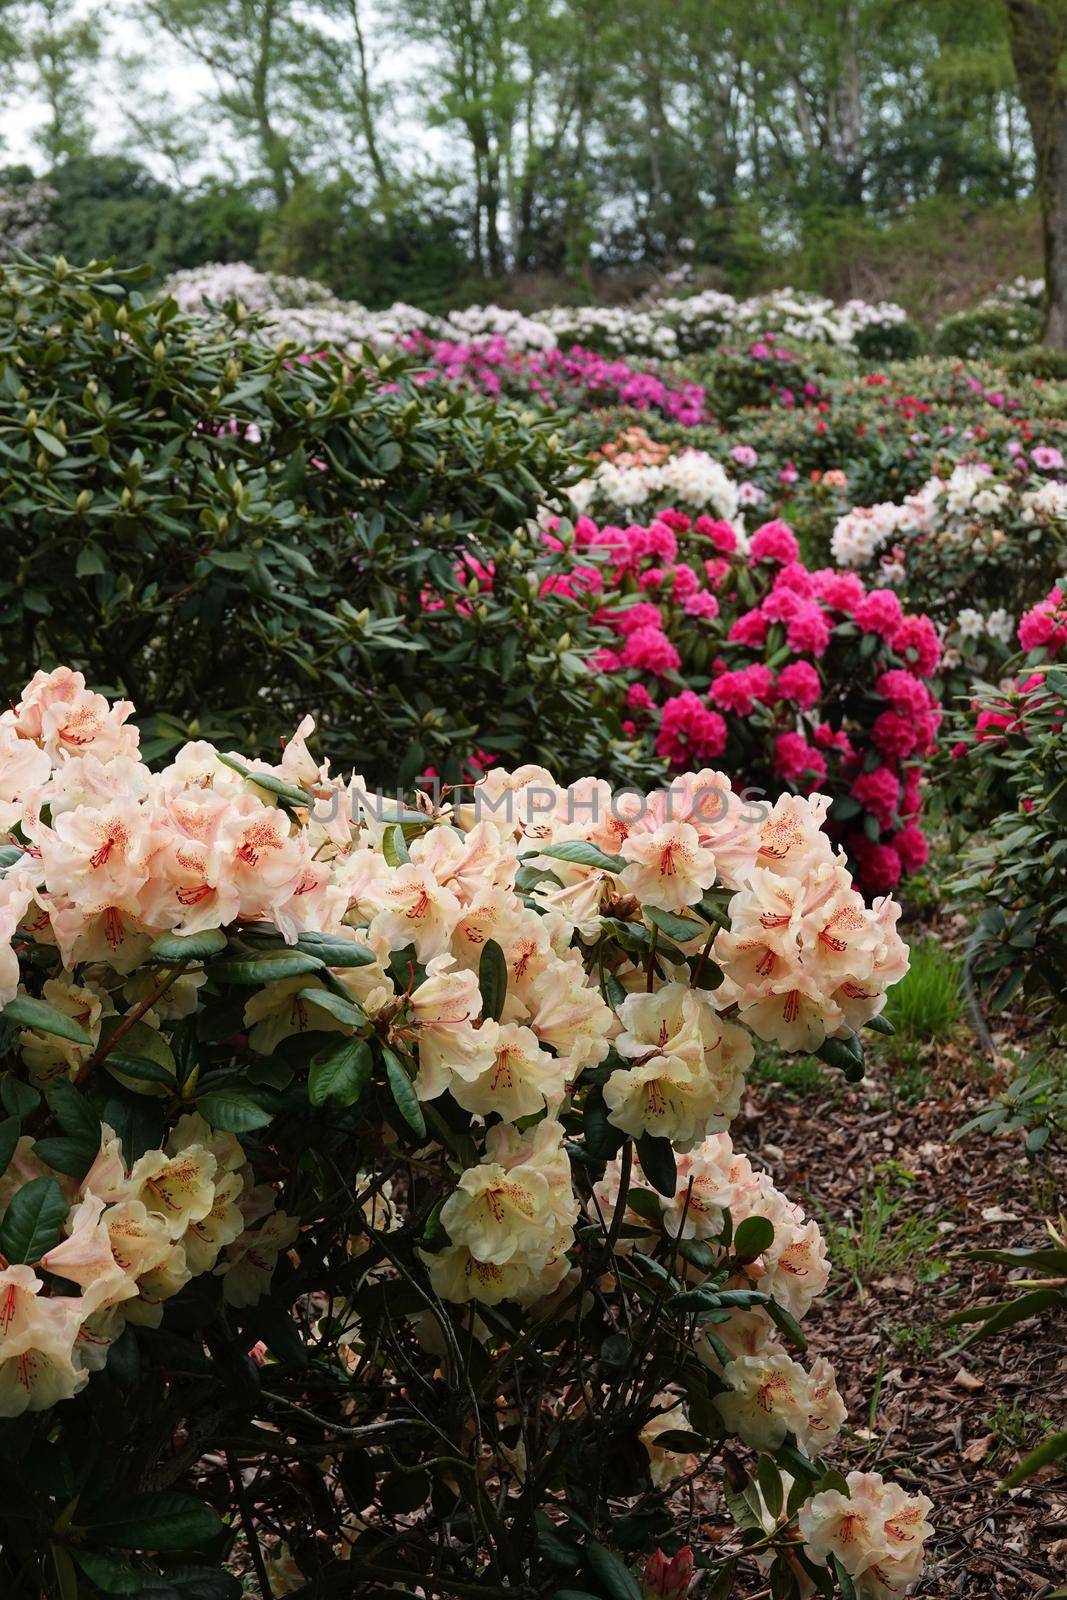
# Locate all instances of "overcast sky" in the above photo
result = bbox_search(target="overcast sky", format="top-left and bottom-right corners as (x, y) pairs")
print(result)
(2, 0), (437, 182)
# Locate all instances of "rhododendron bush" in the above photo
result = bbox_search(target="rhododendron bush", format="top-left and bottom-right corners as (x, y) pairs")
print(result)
(950, 651), (1067, 1027)
(0, 667), (929, 1597)
(0, 255), (634, 789)
(544, 509), (942, 894)
(833, 462), (1067, 687)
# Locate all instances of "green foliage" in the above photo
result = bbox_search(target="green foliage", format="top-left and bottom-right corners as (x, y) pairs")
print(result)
(1004, 342), (1067, 379)
(933, 300), (1041, 357)
(945, 1228), (1067, 1484)
(826, 1179), (945, 1288)
(885, 940), (963, 1044)
(951, 666), (1067, 1027)
(0, 253), (639, 786)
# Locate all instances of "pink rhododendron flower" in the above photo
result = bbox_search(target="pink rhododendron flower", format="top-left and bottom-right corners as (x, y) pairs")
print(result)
(695, 515), (738, 553)
(777, 661), (821, 709)
(786, 603), (831, 657)
(854, 589), (904, 639)
(620, 626), (682, 676)
(749, 519), (799, 565)
(655, 693), (728, 766)
(850, 767), (901, 829)
(890, 614), (940, 677)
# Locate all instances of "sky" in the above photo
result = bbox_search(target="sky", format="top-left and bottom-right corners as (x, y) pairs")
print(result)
(2, 0), (438, 183)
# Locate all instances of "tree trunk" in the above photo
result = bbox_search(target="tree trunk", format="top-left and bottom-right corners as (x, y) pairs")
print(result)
(1004, 0), (1067, 346)
(348, 0), (391, 202)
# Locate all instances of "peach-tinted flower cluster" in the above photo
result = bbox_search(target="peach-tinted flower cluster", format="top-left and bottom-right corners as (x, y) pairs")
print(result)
(0, 656), (913, 1575)
(0, 1115), (295, 1414)
(592, 1132), (931, 1590)
(799, 1471), (934, 1598)
(541, 510), (942, 892)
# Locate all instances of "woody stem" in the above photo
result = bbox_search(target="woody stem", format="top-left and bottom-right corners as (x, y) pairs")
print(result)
(74, 959), (191, 1085)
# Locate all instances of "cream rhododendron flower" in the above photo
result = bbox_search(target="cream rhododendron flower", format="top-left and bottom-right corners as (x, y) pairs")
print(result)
(0, 660), (924, 1584)
(439, 1159), (554, 1267)
(1, 667), (139, 762)
(640, 1393), (700, 1487)
(714, 1349), (845, 1453)
(399, 954), (496, 1099)
(125, 1146), (218, 1239)
(0, 724), (50, 832)
(221, 1212), (300, 1307)
(449, 1020), (566, 1121)
(20, 975), (108, 1088)
(603, 1054), (727, 1148)
(799, 1471), (933, 1595)
(41, 1195), (139, 1315)
(243, 976), (352, 1055)
(619, 820), (717, 912)
(0, 875), (34, 1007)
(369, 861), (462, 961)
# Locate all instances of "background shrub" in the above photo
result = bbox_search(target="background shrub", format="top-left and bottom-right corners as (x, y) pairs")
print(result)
(0, 255), (636, 787)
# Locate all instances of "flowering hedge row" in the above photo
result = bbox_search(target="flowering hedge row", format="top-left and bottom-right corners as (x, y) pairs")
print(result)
(0, 665), (929, 1597)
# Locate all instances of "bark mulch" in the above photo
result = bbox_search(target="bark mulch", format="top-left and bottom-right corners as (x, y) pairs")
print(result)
(717, 1046), (1067, 1598)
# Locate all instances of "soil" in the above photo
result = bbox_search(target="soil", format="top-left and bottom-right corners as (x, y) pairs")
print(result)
(712, 1047), (1067, 1598)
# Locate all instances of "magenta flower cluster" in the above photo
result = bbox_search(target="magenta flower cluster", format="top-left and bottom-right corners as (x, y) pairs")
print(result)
(543, 508), (943, 892)
(405, 334), (708, 426)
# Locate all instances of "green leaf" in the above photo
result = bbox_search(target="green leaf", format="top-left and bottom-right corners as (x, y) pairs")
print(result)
(298, 986), (365, 1029)
(294, 931), (376, 967)
(584, 1541), (642, 1600)
(308, 1036), (373, 1108)
(644, 906), (705, 942)
(955, 1288), (1064, 1346)
(208, 949), (324, 984)
(103, 1020), (178, 1098)
(534, 840), (625, 873)
(382, 1046), (426, 1137)
(865, 1012), (895, 1036)
(0, 1115), (21, 1180)
(1, 994), (93, 1047)
(148, 928), (227, 962)
(705, 1558), (738, 1599)
(766, 1297), (808, 1354)
(757, 1453), (784, 1519)
(636, 1132), (677, 1197)
(1, 1077), (39, 1119)
(1001, 1429), (1067, 1487)
(71, 1551), (142, 1594)
(582, 1086), (626, 1163)
(216, 751), (307, 808)
(0, 1175), (69, 1262)
(75, 543), (108, 579)
(81, 1491), (224, 1551)
(47, 1077), (102, 1146)
(196, 1089), (273, 1133)
(382, 824), (410, 866)
(734, 1214), (775, 1261)
(478, 938), (508, 1021)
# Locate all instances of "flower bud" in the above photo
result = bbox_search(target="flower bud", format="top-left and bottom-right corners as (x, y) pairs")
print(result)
(642, 1545), (693, 1600)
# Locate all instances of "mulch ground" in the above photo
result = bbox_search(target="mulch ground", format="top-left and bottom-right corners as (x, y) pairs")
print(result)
(719, 1047), (1067, 1598)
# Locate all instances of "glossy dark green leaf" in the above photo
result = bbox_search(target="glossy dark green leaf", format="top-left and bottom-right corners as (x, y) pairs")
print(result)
(477, 938), (507, 1021)
(0, 1175), (69, 1262)
(308, 1035), (373, 1107)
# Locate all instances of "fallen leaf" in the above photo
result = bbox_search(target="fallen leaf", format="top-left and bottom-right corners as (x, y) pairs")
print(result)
(961, 1433), (996, 1463)
(954, 1368), (985, 1392)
